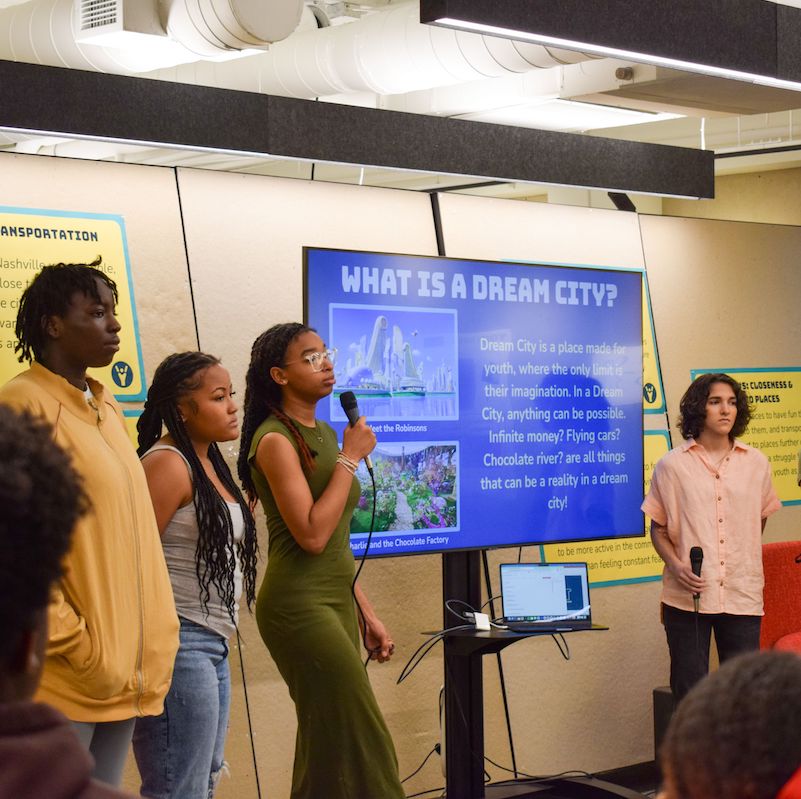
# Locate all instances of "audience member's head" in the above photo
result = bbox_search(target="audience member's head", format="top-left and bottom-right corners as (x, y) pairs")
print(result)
(660, 650), (801, 799)
(0, 405), (87, 702)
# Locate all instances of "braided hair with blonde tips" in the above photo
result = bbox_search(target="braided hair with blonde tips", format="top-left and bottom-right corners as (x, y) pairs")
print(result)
(137, 351), (258, 619)
(237, 323), (318, 499)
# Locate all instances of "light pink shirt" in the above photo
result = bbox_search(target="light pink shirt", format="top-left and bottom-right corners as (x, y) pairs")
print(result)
(641, 438), (781, 615)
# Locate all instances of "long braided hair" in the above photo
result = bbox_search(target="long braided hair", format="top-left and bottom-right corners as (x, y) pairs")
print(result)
(137, 352), (258, 619)
(237, 323), (318, 499)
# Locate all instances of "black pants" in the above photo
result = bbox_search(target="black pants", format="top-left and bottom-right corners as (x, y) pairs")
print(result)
(662, 603), (761, 702)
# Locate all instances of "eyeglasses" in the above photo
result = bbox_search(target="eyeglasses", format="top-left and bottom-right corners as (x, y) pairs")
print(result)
(284, 348), (337, 372)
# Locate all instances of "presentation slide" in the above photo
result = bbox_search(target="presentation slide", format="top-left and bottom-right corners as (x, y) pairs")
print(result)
(305, 247), (644, 557)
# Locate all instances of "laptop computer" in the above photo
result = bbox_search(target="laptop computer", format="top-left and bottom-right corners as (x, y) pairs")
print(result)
(499, 562), (595, 632)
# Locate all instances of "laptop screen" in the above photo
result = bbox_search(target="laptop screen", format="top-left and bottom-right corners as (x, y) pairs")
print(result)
(500, 562), (591, 624)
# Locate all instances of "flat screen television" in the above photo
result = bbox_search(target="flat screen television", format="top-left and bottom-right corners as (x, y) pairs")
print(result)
(304, 247), (644, 557)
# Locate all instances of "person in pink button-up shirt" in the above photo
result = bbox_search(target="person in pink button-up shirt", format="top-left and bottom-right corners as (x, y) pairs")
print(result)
(642, 373), (780, 701)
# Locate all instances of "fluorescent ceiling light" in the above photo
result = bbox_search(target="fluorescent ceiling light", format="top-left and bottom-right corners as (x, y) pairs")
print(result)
(433, 18), (801, 93)
(457, 98), (679, 133)
(0, 58), (715, 199)
(0, 125), (701, 200)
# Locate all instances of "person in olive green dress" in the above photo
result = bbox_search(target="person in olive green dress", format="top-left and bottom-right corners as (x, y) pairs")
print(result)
(237, 322), (404, 799)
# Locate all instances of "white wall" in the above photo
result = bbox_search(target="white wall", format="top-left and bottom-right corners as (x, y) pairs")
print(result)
(2, 150), (799, 796)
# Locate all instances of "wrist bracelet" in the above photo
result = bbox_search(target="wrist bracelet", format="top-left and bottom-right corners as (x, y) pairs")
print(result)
(336, 460), (356, 475)
(337, 452), (358, 474)
(338, 451), (359, 469)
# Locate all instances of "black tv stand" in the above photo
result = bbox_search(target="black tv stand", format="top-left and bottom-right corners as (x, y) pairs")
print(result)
(441, 551), (646, 799)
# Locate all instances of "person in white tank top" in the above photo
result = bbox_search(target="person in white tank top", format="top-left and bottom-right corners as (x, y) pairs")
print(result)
(131, 352), (258, 799)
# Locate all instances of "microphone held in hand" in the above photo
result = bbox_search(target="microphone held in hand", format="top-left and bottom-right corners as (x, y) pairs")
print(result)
(690, 545), (704, 612)
(339, 391), (374, 475)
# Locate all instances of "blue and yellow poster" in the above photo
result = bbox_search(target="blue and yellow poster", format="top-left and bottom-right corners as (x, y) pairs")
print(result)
(0, 207), (145, 401)
(691, 367), (801, 506)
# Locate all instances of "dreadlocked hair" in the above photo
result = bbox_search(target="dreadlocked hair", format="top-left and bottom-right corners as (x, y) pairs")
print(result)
(238, 323), (318, 499)
(14, 258), (119, 364)
(138, 351), (258, 620)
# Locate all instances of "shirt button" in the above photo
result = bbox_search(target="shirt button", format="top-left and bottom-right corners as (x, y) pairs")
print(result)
(717, 496), (722, 500)
(719, 518), (723, 522)
(720, 561), (724, 565)
(720, 539), (724, 544)
(715, 474), (720, 479)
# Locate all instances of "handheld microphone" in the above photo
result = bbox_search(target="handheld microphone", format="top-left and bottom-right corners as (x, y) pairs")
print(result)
(690, 546), (704, 613)
(339, 391), (373, 475)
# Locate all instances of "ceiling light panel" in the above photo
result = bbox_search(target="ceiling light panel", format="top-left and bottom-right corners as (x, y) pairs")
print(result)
(421, 0), (801, 91)
(456, 99), (679, 133)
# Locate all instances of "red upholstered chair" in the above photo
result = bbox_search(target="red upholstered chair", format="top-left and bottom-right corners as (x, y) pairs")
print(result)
(761, 540), (801, 653)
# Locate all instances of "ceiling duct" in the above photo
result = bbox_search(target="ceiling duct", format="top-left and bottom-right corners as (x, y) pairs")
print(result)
(0, 0), (311, 75)
(260, 1), (595, 97)
(163, 0), (305, 57)
(152, 1), (599, 100)
(0, 0), (599, 99)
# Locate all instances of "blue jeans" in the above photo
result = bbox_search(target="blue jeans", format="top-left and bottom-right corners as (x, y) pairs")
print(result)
(133, 617), (231, 799)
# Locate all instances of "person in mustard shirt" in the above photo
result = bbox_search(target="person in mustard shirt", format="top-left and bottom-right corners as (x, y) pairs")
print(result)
(0, 260), (179, 787)
(0, 405), (136, 799)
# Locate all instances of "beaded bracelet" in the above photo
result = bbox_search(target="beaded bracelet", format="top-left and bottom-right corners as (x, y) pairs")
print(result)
(337, 452), (358, 474)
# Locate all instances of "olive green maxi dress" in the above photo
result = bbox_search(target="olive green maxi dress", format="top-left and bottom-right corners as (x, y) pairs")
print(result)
(249, 415), (405, 799)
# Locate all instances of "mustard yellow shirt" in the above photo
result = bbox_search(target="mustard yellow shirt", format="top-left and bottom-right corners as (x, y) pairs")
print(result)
(0, 363), (178, 722)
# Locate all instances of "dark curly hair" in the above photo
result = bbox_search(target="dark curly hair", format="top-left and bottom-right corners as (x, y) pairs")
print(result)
(137, 352), (258, 619)
(677, 372), (751, 440)
(0, 406), (88, 662)
(237, 323), (317, 499)
(661, 650), (801, 799)
(14, 258), (119, 364)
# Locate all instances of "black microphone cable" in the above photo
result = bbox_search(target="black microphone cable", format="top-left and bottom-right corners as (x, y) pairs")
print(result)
(445, 598), (478, 622)
(400, 744), (441, 785)
(690, 546), (704, 673)
(404, 787), (446, 798)
(438, 654), (590, 793)
(396, 624), (475, 684)
(350, 466), (377, 668)
(339, 390), (380, 666)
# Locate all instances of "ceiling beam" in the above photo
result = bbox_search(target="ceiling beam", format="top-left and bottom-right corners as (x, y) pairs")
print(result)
(421, 0), (801, 90)
(0, 59), (714, 198)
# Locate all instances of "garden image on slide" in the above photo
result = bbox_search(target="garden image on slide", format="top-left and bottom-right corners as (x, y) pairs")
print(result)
(350, 443), (458, 533)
